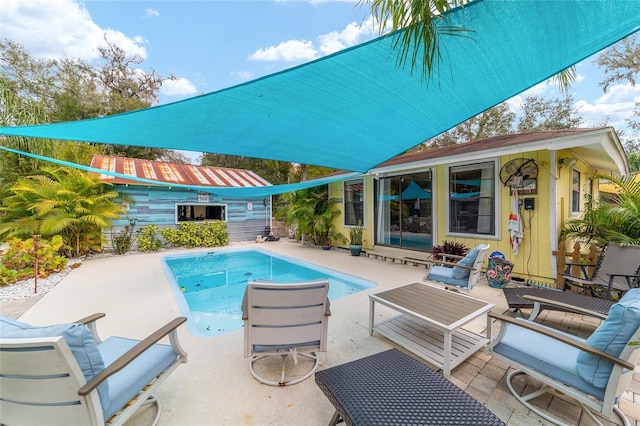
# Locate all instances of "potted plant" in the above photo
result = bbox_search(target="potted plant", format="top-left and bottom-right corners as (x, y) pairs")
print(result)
(348, 220), (364, 256)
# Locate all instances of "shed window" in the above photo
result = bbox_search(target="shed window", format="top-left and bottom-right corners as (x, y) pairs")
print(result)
(176, 204), (226, 223)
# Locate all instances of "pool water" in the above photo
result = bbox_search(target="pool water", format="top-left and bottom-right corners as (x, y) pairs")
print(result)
(163, 248), (376, 336)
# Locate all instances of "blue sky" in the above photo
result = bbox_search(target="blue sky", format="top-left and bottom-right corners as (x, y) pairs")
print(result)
(2, 0), (639, 141)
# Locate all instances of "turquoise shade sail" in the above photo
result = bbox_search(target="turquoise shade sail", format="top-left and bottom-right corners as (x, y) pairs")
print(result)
(1, 0), (638, 174)
(0, 146), (359, 197)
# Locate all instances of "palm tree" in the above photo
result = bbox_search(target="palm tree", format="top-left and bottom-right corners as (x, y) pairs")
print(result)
(561, 174), (640, 245)
(0, 166), (128, 257)
(363, 0), (576, 91)
(277, 186), (343, 246)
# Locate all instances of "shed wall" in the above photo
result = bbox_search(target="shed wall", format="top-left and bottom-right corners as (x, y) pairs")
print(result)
(104, 185), (270, 248)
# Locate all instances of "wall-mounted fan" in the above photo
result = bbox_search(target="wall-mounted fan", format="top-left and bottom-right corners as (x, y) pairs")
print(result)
(499, 158), (538, 188)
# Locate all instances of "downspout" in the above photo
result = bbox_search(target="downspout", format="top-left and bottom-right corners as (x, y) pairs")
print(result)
(549, 151), (558, 280)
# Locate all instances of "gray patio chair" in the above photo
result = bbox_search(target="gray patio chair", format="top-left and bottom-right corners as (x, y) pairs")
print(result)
(0, 313), (188, 426)
(242, 279), (330, 386)
(562, 244), (640, 300)
(421, 244), (490, 293)
(488, 288), (640, 426)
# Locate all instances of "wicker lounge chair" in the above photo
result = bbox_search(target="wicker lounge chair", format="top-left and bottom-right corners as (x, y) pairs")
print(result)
(242, 279), (330, 386)
(502, 287), (614, 321)
(0, 313), (187, 426)
(421, 244), (490, 293)
(562, 244), (640, 300)
(488, 288), (640, 426)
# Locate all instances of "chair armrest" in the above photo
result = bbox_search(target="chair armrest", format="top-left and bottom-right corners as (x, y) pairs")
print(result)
(441, 253), (464, 262)
(607, 273), (640, 284)
(564, 262), (595, 268)
(427, 259), (472, 269)
(76, 313), (106, 343)
(488, 312), (634, 370)
(521, 295), (608, 320)
(76, 313), (106, 325)
(560, 275), (593, 285)
(405, 257), (457, 268)
(78, 317), (187, 396)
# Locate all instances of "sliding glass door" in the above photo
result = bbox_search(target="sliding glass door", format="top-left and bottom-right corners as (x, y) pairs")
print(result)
(375, 171), (433, 251)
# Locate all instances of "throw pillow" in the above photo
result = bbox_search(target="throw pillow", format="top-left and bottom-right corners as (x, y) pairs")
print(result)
(576, 288), (640, 388)
(0, 316), (109, 412)
(452, 248), (479, 279)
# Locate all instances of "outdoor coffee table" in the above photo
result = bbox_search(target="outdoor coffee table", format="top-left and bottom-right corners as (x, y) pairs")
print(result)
(369, 281), (494, 378)
(315, 348), (505, 426)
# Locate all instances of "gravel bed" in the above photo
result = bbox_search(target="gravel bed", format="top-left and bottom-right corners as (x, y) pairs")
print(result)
(0, 250), (119, 301)
(0, 261), (84, 301)
(0, 242), (257, 302)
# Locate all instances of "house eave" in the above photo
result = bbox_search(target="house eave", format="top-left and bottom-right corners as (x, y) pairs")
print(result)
(368, 128), (628, 176)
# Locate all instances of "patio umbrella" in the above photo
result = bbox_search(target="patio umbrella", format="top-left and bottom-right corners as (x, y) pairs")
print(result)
(508, 189), (523, 255)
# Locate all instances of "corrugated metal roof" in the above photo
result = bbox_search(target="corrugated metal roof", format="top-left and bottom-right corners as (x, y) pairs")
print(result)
(90, 155), (272, 188)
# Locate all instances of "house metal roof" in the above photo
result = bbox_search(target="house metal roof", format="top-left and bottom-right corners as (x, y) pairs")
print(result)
(90, 155), (272, 188)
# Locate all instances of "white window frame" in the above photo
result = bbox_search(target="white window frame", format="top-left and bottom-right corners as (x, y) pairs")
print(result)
(175, 203), (227, 224)
(446, 160), (499, 238)
(571, 168), (581, 214)
(343, 178), (365, 227)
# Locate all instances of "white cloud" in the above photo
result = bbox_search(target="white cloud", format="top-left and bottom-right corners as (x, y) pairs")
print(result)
(232, 71), (254, 81)
(574, 83), (640, 128)
(2, 0), (147, 60)
(574, 73), (586, 83)
(248, 17), (378, 62)
(249, 40), (317, 62)
(144, 8), (159, 18)
(160, 77), (199, 96)
(319, 18), (377, 55)
(307, 0), (359, 4)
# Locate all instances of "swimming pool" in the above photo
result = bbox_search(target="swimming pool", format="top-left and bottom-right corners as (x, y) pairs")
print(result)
(162, 248), (376, 336)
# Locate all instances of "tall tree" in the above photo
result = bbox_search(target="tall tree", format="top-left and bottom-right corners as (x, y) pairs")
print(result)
(516, 95), (582, 132)
(0, 37), (179, 168)
(0, 76), (56, 191)
(597, 35), (640, 172)
(426, 102), (515, 147)
(597, 35), (639, 91)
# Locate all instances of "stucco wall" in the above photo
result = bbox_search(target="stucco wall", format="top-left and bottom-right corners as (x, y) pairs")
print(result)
(328, 149), (605, 285)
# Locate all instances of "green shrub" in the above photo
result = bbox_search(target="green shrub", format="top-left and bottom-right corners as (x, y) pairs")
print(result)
(136, 224), (163, 252)
(161, 221), (229, 248)
(0, 236), (68, 285)
(111, 219), (137, 255)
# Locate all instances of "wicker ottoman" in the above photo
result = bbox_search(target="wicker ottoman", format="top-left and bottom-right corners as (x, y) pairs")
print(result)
(315, 349), (505, 426)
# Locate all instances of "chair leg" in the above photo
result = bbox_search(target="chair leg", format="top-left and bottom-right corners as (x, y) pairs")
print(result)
(506, 370), (630, 426)
(108, 395), (161, 426)
(249, 352), (320, 386)
(328, 409), (343, 426)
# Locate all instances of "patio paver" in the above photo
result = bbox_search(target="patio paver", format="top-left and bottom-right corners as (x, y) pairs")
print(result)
(1, 241), (638, 426)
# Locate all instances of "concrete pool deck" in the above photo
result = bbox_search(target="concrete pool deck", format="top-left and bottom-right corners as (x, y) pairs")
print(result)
(4, 241), (640, 425)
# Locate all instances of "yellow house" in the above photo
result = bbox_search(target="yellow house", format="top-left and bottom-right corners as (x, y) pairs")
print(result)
(329, 127), (629, 286)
